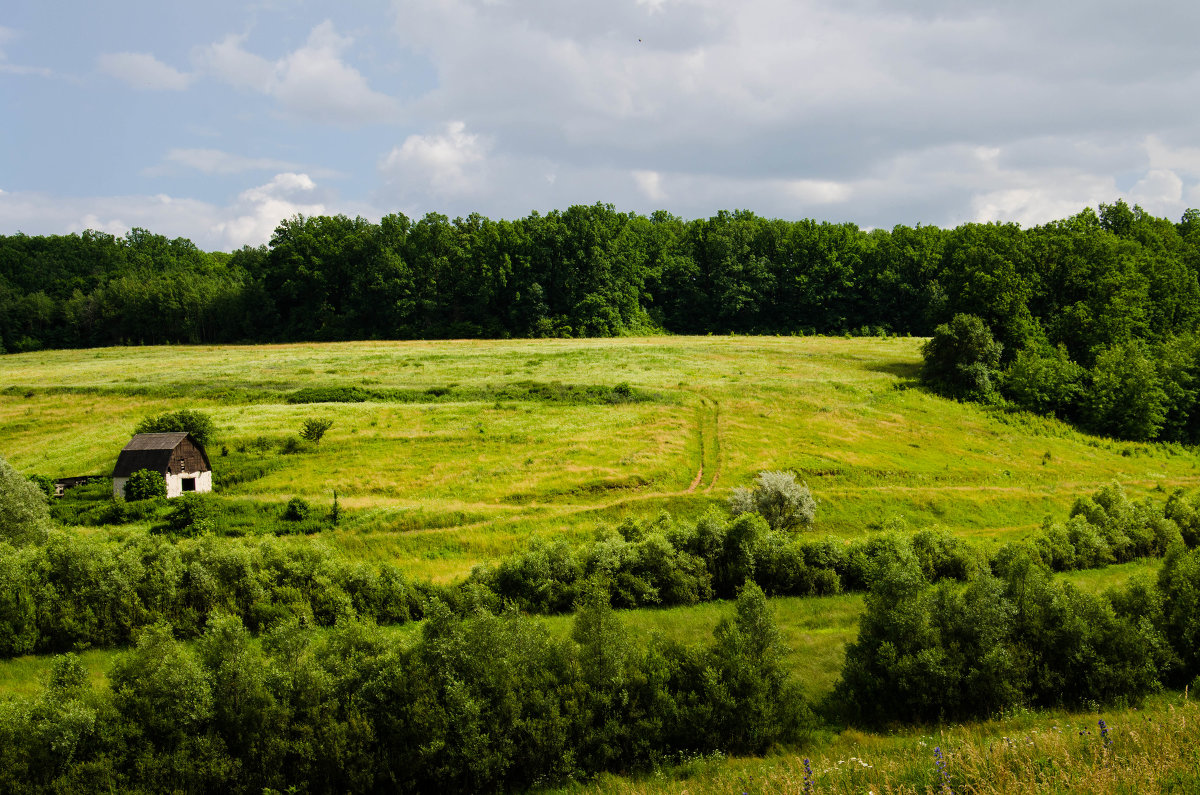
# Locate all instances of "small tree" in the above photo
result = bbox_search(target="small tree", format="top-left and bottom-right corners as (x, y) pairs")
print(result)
(921, 313), (1003, 399)
(0, 455), (49, 544)
(125, 468), (167, 502)
(136, 409), (217, 447)
(299, 417), (334, 445)
(729, 471), (816, 532)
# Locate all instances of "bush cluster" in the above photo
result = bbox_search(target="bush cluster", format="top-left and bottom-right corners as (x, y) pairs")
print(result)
(0, 530), (430, 657)
(472, 482), (1186, 615)
(837, 539), (1200, 726)
(0, 584), (809, 793)
(123, 469), (166, 502)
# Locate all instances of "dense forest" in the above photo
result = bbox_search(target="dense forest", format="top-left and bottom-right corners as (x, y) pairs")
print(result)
(4, 201), (1200, 441)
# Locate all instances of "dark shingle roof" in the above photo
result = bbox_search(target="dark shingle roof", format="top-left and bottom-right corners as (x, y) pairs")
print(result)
(112, 433), (208, 478)
(120, 432), (190, 451)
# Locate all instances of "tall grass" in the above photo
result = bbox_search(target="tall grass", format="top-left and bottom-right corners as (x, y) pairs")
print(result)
(3, 336), (1198, 580)
(570, 694), (1200, 795)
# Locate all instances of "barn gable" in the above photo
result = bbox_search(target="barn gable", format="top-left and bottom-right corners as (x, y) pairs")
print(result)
(112, 432), (212, 498)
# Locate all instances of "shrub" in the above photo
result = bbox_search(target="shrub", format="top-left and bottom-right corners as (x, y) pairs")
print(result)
(1086, 340), (1168, 441)
(728, 471), (815, 532)
(135, 409), (217, 447)
(299, 417), (334, 445)
(283, 498), (310, 522)
(161, 493), (219, 536)
(1001, 344), (1084, 417)
(27, 474), (55, 499)
(124, 469), (166, 502)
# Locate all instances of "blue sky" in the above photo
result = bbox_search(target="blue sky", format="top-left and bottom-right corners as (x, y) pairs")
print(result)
(3, 0), (1200, 250)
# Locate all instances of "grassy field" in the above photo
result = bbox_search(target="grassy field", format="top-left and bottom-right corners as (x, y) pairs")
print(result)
(566, 691), (1200, 795)
(2, 336), (1196, 790)
(2, 336), (1196, 581)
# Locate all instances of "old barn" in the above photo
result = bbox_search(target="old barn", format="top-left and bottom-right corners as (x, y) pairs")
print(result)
(112, 432), (212, 499)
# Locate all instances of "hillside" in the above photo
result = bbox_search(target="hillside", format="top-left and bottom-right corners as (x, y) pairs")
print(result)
(2, 336), (1196, 580)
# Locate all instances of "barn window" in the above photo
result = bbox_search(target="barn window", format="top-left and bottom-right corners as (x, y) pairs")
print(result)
(182, 478), (196, 492)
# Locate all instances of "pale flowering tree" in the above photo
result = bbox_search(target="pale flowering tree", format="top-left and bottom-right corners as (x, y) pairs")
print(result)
(729, 470), (815, 532)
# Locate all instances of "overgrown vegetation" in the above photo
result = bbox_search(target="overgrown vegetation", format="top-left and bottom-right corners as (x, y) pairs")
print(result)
(134, 408), (217, 446)
(123, 468), (165, 501)
(1, 447), (1200, 791)
(0, 584), (810, 793)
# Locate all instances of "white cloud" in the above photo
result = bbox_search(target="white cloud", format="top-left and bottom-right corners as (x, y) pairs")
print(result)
(0, 25), (53, 77)
(194, 21), (398, 124)
(381, 0), (1200, 226)
(380, 121), (490, 197)
(1129, 169), (1185, 210)
(633, 170), (666, 202)
(783, 180), (852, 205)
(97, 52), (193, 91)
(212, 173), (329, 246)
(1145, 135), (1200, 177)
(194, 33), (276, 93)
(0, 173), (342, 251)
(153, 148), (301, 175)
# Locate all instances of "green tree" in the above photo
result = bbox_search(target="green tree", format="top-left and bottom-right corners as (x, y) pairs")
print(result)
(124, 469), (166, 502)
(707, 582), (810, 752)
(728, 470), (816, 532)
(921, 313), (1003, 399)
(1086, 340), (1167, 440)
(135, 409), (217, 447)
(1001, 343), (1085, 418)
(0, 455), (49, 545)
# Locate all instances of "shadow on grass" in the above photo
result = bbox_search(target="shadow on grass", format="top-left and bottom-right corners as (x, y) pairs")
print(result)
(863, 360), (922, 385)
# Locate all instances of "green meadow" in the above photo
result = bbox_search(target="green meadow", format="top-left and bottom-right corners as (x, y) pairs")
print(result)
(3, 336), (1197, 581)
(3, 336), (1198, 791)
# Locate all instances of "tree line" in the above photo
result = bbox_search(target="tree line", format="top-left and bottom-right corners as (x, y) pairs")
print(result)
(3, 201), (1198, 353)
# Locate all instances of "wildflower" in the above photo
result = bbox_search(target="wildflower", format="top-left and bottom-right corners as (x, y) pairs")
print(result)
(933, 746), (953, 794)
(1099, 718), (1111, 748)
(802, 757), (814, 795)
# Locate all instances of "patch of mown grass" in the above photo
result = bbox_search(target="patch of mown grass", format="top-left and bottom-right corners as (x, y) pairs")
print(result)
(1060, 557), (1162, 593)
(0, 649), (112, 700)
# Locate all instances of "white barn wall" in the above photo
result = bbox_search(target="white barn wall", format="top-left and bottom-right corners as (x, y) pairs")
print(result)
(112, 470), (212, 499)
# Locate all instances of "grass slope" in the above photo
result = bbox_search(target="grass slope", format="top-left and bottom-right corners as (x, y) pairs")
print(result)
(3, 336), (1197, 580)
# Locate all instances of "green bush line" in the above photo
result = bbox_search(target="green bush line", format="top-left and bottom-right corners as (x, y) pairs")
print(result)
(836, 539), (1200, 727)
(9, 481), (1193, 661)
(0, 530), (435, 658)
(0, 585), (809, 793)
(1, 380), (671, 407)
(467, 481), (1192, 615)
(285, 380), (668, 406)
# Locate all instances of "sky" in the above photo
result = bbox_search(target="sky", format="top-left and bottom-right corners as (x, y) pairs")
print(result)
(3, 0), (1200, 251)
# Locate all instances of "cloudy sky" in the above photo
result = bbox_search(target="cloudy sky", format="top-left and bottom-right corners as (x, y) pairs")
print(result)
(3, 0), (1199, 250)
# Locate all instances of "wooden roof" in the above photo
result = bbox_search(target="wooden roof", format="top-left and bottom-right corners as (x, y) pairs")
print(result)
(112, 433), (211, 478)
